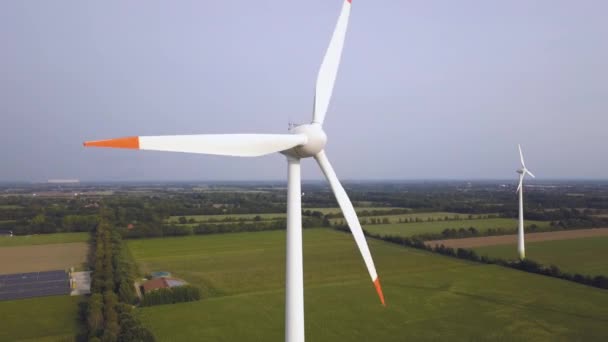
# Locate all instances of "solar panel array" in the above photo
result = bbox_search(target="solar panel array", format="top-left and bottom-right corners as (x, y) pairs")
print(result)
(0, 270), (70, 301)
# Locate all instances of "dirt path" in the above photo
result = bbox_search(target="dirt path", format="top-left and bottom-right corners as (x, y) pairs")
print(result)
(0, 242), (88, 274)
(425, 228), (608, 249)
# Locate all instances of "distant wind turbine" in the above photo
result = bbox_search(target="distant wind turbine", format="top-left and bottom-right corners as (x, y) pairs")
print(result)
(83, 1), (384, 341)
(516, 144), (535, 260)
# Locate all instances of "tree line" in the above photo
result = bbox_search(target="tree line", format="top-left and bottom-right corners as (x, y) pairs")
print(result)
(85, 211), (155, 342)
(358, 229), (608, 290)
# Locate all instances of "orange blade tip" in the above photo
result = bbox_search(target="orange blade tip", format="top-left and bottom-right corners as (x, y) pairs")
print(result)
(83, 136), (140, 149)
(374, 277), (386, 306)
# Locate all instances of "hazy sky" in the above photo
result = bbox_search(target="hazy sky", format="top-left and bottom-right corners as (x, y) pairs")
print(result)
(1, 1), (607, 182)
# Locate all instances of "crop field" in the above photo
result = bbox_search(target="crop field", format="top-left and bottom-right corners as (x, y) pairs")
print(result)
(473, 236), (608, 276)
(0, 242), (88, 274)
(0, 232), (89, 247)
(0, 296), (83, 341)
(364, 218), (550, 238)
(130, 229), (608, 341)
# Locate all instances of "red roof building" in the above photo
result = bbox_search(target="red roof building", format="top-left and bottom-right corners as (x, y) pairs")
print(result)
(141, 277), (187, 293)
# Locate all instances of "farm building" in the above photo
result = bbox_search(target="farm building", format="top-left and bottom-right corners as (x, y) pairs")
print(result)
(141, 277), (186, 294)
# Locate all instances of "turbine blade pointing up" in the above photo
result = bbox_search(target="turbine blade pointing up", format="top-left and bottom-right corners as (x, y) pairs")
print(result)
(84, 134), (307, 157)
(518, 144), (526, 169)
(314, 150), (385, 306)
(312, 0), (352, 125)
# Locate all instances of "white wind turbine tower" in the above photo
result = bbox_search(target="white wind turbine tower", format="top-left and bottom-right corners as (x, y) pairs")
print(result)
(84, 1), (384, 341)
(516, 144), (535, 260)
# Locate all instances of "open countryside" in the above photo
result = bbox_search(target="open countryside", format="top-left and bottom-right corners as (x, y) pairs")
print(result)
(132, 229), (608, 341)
(0, 232), (89, 247)
(364, 218), (550, 238)
(0, 296), (84, 341)
(473, 235), (608, 276)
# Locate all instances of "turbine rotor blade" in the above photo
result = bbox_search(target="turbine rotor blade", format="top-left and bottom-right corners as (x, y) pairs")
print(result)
(516, 175), (523, 193)
(518, 144), (526, 169)
(84, 134), (307, 157)
(314, 150), (385, 306)
(525, 169), (536, 178)
(312, 0), (352, 125)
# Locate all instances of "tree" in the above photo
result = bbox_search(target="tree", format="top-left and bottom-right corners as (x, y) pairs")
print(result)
(178, 216), (187, 224)
(87, 293), (104, 337)
(119, 280), (136, 304)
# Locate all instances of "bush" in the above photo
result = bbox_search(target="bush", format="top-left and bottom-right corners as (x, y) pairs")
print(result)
(141, 285), (202, 307)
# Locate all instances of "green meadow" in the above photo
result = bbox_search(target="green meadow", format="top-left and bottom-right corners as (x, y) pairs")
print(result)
(0, 204), (23, 209)
(130, 229), (608, 341)
(0, 296), (83, 341)
(364, 218), (550, 238)
(474, 236), (608, 276)
(0, 232), (89, 247)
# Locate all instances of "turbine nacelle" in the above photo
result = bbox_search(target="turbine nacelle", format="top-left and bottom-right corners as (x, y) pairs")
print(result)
(283, 123), (327, 159)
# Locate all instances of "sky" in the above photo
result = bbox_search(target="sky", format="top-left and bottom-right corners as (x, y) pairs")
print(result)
(1, 0), (607, 182)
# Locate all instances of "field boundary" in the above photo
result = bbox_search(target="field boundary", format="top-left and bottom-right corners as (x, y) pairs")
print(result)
(425, 228), (608, 249)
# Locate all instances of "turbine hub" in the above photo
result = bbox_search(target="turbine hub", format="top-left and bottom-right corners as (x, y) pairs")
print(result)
(283, 123), (327, 158)
(516, 168), (524, 174)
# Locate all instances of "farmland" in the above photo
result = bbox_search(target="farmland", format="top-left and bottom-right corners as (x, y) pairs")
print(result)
(0, 204), (22, 209)
(131, 229), (608, 341)
(0, 296), (83, 341)
(166, 207), (405, 223)
(0, 242), (88, 274)
(473, 235), (608, 276)
(0, 232), (89, 247)
(364, 218), (550, 238)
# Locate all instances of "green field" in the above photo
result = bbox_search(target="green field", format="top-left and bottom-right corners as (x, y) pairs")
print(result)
(0, 296), (83, 341)
(474, 236), (608, 276)
(364, 218), (550, 238)
(0, 232), (89, 247)
(130, 229), (608, 341)
(0, 204), (22, 209)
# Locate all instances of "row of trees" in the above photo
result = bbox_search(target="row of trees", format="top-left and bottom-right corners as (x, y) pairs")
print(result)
(123, 216), (329, 239)
(86, 212), (155, 342)
(361, 230), (608, 290)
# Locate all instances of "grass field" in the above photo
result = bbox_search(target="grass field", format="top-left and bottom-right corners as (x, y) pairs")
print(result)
(474, 236), (608, 276)
(0, 204), (22, 209)
(0, 232), (89, 247)
(0, 296), (83, 341)
(364, 218), (550, 238)
(130, 229), (608, 341)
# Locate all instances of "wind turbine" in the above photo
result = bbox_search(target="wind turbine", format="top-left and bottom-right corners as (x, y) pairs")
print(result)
(516, 144), (535, 260)
(83, 1), (384, 341)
